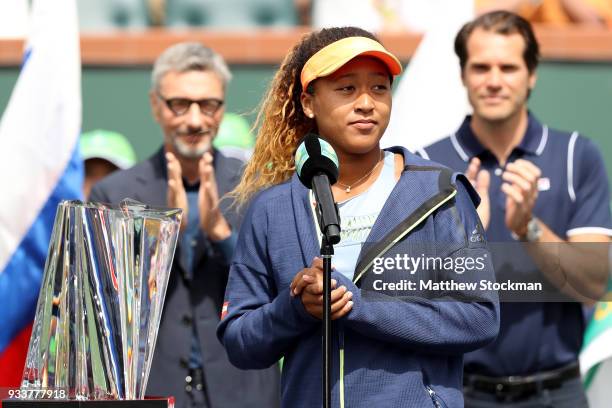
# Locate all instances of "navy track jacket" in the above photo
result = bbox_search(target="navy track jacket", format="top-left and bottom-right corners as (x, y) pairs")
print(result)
(218, 148), (500, 408)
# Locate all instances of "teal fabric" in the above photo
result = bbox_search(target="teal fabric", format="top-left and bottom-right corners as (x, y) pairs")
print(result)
(77, 0), (148, 31)
(165, 0), (298, 28)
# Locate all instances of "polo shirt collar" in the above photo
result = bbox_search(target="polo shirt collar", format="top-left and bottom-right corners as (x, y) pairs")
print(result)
(454, 112), (548, 162)
(453, 116), (486, 161)
(517, 112), (547, 156)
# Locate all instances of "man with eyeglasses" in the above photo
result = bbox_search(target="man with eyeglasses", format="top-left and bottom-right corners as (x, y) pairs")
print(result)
(90, 42), (280, 408)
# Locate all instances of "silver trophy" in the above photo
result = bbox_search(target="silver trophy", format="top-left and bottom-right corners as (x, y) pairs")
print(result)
(20, 199), (182, 400)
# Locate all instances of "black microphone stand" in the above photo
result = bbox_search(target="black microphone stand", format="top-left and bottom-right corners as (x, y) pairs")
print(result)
(321, 235), (334, 408)
(310, 169), (340, 408)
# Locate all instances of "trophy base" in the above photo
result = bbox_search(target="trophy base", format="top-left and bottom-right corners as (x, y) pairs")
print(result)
(2, 399), (172, 408)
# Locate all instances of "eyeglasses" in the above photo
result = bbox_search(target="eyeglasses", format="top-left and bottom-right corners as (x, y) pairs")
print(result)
(158, 93), (224, 117)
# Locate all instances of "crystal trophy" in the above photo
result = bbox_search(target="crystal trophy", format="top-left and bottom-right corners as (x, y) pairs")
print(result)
(20, 199), (182, 400)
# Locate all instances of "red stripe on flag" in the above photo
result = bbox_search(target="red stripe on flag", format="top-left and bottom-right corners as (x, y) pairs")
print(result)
(0, 323), (32, 387)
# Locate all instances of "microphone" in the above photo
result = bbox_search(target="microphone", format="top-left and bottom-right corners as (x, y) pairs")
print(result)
(295, 134), (341, 245)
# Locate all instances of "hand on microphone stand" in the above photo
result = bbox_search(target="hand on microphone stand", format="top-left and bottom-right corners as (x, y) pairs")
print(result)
(290, 257), (354, 320)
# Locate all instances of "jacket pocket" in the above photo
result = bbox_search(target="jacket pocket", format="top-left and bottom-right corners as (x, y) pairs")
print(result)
(425, 385), (450, 408)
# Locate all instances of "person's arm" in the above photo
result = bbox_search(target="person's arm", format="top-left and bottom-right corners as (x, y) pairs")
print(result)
(219, 263), (322, 369)
(334, 180), (500, 354)
(502, 139), (611, 303)
(195, 152), (238, 262)
(217, 196), (320, 370)
(466, 157), (491, 229)
(522, 222), (608, 304)
(211, 232), (238, 261)
(335, 279), (499, 355)
(199, 152), (232, 241)
(166, 151), (189, 231)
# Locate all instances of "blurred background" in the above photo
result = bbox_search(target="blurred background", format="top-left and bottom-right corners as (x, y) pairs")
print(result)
(1, 1), (612, 403)
(1, 0), (611, 183)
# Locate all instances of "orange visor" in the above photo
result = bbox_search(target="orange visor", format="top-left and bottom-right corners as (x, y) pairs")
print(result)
(300, 36), (403, 91)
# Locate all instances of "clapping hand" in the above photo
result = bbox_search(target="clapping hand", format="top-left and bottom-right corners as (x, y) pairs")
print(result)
(501, 159), (541, 237)
(466, 157), (491, 229)
(166, 150), (231, 240)
(198, 151), (231, 241)
(166, 151), (189, 231)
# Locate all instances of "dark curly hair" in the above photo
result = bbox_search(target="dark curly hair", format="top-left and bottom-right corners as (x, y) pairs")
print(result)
(231, 27), (381, 206)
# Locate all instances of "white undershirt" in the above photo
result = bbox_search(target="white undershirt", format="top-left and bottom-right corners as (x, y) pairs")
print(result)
(310, 151), (397, 280)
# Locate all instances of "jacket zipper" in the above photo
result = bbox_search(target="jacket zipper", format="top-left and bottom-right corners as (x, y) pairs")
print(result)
(425, 385), (449, 408)
(425, 385), (440, 407)
(309, 171), (456, 407)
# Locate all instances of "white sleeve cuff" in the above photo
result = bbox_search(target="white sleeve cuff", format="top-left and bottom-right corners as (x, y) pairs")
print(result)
(566, 227), (612, 237)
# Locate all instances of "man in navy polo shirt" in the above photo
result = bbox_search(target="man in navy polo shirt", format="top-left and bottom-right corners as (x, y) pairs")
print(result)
(420, 10), (612, 407)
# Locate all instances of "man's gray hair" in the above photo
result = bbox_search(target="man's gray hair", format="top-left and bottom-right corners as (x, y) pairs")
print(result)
(151, 42), (232, 91)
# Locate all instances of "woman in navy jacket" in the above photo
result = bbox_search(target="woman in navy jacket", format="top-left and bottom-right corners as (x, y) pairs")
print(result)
(217, 26), (500, 408)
